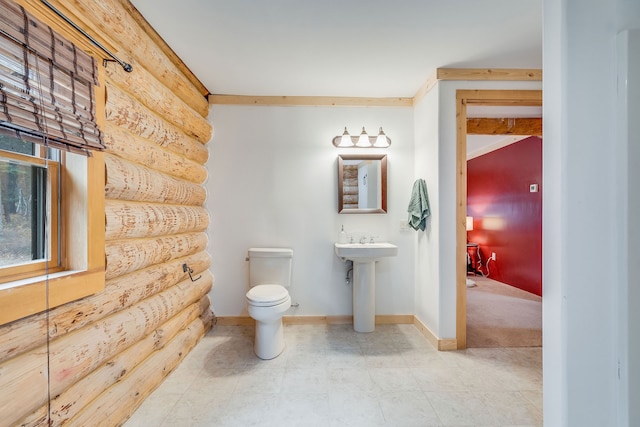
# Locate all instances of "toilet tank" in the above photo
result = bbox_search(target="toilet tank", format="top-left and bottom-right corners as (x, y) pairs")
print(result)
(248, 248), (293, 288)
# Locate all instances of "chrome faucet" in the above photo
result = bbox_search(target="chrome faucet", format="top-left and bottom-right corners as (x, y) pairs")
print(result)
(359, 236), (367, 244)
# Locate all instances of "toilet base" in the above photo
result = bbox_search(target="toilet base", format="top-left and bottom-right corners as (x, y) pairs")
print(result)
(254, 319), (285, 360)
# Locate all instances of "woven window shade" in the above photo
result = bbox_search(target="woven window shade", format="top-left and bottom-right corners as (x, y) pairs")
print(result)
(0, 0), (103, 155)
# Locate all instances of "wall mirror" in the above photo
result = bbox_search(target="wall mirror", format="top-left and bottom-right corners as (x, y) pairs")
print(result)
(338, 154), (387, 214)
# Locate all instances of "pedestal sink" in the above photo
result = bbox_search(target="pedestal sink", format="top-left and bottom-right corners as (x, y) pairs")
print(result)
(335, 242), (398, 332)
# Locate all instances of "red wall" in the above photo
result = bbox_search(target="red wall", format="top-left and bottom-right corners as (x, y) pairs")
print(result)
(467, 136), (542, 296)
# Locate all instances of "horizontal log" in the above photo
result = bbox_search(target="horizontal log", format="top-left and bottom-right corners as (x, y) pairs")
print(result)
(0, 317), (48, 366)
(343, 195), (358, 204)
(16, 406), (47, 427)
(105, 72), (212, 143)
(105, 200), (209, 240)
(58, 0), (209, 116)
(199, 296), (215, 331)
(0, 274), (212, 423)
(0, 349), (49, 426)
(103, 123), (208, 184)
(343, 168), (358, 179)
(105, 232), (208, 280)
(466, 117), (542, 136)
(71, 254), (210, 337)
(40, 273), (210, 400)
(105, 154), (206, 206)
(105, 82), (209, 163)
(68, 318), (205, 427)
(118, 0), (209, 98)
(343, 186), (358, 195)
(26, 301), (205, 426)
(0, 252), (210, 364)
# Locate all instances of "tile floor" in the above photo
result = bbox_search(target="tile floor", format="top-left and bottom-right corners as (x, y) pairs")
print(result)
(124, 324), (542, 427)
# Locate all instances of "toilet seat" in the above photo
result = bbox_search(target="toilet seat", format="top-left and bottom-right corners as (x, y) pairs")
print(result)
(246, 284), (290, 307)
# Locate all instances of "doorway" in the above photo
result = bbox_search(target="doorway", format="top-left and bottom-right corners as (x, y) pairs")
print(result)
(455, 89), (543, 349)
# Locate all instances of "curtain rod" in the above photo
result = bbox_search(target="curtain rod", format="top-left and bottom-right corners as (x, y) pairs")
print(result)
(40, 0), (132, 72)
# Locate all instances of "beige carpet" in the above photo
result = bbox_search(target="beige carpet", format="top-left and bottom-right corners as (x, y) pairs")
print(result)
(466, 276), (542, 348)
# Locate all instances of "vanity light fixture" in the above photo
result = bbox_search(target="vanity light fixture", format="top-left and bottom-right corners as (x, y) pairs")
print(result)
(332, 126), (391, 148)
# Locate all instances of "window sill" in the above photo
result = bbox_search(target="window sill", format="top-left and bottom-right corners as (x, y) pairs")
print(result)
(0, 268), (105, 325)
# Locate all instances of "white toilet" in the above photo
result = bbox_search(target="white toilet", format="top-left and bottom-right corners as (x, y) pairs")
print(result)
(246, 247), (293, 359)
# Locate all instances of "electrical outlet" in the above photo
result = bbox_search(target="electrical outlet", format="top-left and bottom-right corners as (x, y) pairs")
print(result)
(491, 252), (496, 261)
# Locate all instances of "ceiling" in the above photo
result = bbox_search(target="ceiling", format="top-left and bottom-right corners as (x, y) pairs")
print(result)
(128, 0), (542, 98)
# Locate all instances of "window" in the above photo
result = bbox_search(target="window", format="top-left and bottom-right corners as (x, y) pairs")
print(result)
(0, 0), (105, 324)
(0, 140), (60, 281)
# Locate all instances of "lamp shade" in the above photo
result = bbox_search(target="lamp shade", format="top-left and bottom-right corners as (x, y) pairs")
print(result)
(336, 127), (353, 147)
(373, 127), (390, 147)
(355, 127), (371, 147)
(466, 216), (474, 231)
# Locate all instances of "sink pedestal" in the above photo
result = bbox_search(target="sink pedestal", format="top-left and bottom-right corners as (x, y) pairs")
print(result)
(334, 242), (398, 333)
(352, 261), (376, 332)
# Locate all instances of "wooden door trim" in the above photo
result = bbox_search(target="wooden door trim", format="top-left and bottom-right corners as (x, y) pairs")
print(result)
(455, 89), (542, 349)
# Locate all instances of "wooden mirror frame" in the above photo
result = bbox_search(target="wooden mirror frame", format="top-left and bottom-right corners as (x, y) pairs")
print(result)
(337, 154), (387, 214)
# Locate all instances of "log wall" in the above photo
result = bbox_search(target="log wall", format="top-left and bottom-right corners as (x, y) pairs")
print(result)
(0, 1), (214, 426)
(343, 165), (359, 209)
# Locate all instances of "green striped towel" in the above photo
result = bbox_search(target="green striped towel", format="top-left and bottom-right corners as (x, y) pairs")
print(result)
(407, 179), (430, 231)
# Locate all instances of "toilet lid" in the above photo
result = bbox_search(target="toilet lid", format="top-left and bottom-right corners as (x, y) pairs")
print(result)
(246, 284), (289, 306)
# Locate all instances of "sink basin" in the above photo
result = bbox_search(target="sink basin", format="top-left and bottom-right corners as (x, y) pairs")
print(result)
(334, 242), (398, 262)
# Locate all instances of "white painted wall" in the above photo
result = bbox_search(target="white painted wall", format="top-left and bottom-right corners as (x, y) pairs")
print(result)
(206, 105), (415, 318)
(542, 0), (564, 424)
(543, 0), (640, 425)
(413, 86), (441, 336)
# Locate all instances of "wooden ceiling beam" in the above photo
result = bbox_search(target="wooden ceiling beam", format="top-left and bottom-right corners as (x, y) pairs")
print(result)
(437, 68), (542, 81)
(466, 117), (542, 136)
(209, 95), (412, 107)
